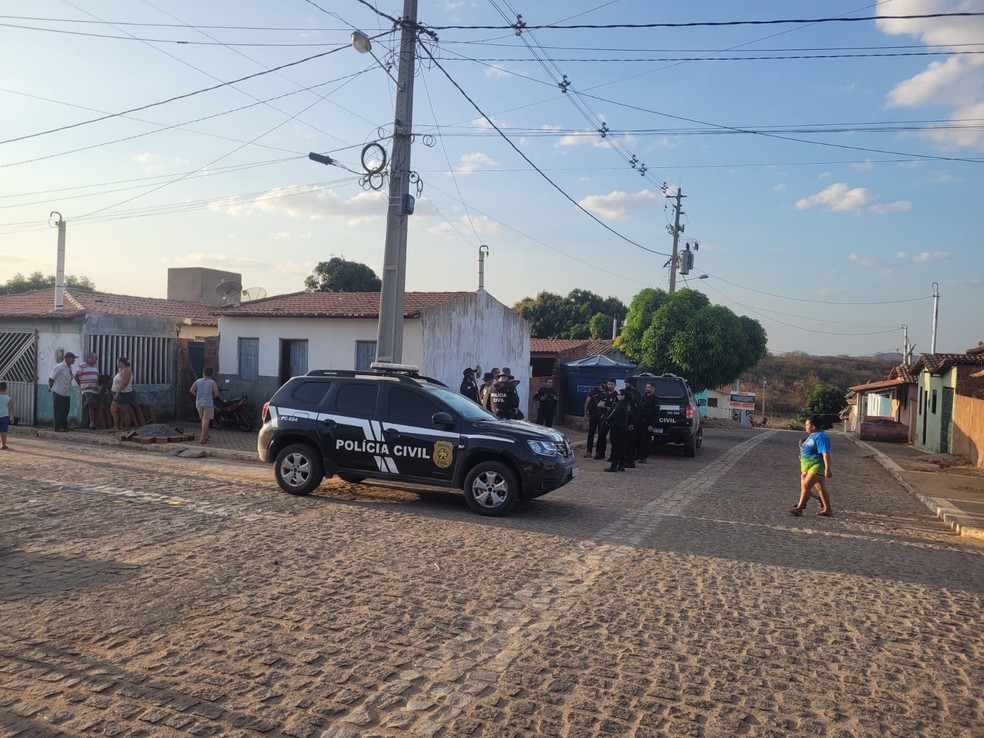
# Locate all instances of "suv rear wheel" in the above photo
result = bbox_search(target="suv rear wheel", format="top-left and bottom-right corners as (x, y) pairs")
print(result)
(463, 461), (520, 517)
(275, 443), (324, 495)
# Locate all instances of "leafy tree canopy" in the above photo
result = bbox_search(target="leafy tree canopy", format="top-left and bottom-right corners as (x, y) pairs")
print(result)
(304, 257), (381, 292)
(616, 287), (767, 392)
(0, 271), (95, 295)
(800, 384), (845, 429)
(514, 290), (627, 339)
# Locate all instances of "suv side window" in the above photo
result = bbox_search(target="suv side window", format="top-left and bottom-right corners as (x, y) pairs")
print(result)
(652, 378), (686, 399)
(290, 380), (331, 407)
(388, 386), (440, 424)
(335, 383), (378, 416)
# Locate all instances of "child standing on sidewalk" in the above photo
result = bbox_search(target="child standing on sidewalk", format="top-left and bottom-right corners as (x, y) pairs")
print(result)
(0, 381), (14, 450)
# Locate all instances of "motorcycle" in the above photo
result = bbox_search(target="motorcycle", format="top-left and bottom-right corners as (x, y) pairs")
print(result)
(213, 389), (255, 432)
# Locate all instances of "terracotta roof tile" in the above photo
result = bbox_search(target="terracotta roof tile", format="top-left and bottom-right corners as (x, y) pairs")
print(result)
(530, 339), (590, 353)
(911, 352), (984, 375)
(218, 291), (471, 318)
(0, 288), (218, 325)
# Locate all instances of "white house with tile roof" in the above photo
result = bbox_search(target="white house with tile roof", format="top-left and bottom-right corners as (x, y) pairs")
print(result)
(215, 289), (530, 412)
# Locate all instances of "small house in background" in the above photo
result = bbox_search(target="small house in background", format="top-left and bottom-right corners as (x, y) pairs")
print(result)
(847, 364), (918, 443)
(910, 346), (984, 461)
(215, 290), (530, 417)
(0, 288), (218, 425)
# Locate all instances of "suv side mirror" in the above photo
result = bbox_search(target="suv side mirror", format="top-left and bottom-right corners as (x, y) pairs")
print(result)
(432, 411), (454, 427)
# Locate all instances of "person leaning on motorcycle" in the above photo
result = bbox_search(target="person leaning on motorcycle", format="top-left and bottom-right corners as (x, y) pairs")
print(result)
(190, 366), (220, 445)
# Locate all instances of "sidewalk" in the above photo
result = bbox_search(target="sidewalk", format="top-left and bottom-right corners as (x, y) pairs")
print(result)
(846, 434), (984, 542)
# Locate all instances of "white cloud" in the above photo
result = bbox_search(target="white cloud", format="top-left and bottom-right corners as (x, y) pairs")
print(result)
(897, 251), (909, 260)
(578, 189), (662, 220)
(879, 2), (984, 150)
(209, 186), (386, 226)
(870, 200), (912, 214)
(851, 160), (874, 171)
(796, 183), (874, 212)
(456, 152), (498, 173)
(814, 287), (837, 296)
(772, 183), (786, 193)
(163, 252), (269, 269)
(848, 253), (876, 267)
(484, 65), (513, 79)
(556, 130), (637, 150)
(427, 214), (502, 239)
(912, 251), (950, 262)
(271, 231), (313, 241)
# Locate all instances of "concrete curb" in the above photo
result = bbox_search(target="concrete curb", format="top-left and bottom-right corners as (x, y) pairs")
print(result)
(8, 426), (259, 464)
(847, 435), (984, 542)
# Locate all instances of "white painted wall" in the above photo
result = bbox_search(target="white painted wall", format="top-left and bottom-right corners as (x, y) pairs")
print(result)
(420, 291), (530, 407)
(38, 330), (84, 383)
(217, 316), (424, 376)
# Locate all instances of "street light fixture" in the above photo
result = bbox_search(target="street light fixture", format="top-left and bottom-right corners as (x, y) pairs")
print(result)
(350, 31), (372, 54)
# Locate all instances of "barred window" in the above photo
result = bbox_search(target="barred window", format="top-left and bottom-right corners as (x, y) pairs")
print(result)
(88, 335), (173, 384)
(239, 338), (259, 380)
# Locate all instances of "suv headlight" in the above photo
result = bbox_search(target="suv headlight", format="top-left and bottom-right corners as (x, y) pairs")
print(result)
(528, 440), (560, 457)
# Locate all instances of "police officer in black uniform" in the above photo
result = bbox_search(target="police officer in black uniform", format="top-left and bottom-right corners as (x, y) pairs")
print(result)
(595, 378), (618, 461)
(532, 377), (558, 427)
(621, 377), (641, 468)
(489, 368), (520, 420)
(460, 367), (479, 402)
(636, 381), (657, 463)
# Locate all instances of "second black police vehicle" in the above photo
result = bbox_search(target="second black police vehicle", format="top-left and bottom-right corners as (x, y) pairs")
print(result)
(258, 364), (578, 516)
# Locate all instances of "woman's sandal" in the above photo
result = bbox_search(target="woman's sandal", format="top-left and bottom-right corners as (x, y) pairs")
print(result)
(816, 509), (833, 517)
(789, 506), (804, 516)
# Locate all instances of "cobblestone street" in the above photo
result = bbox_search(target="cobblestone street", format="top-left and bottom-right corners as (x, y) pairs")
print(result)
(1, 429), (982, 737)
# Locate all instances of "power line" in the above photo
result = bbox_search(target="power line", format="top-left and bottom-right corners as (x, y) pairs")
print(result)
(419, 43), (670, 258)
(428, 12), (984, 31)
(701, 272), (934, 305)
(0, 43), (355, 146)
(446, 49), (984, 63)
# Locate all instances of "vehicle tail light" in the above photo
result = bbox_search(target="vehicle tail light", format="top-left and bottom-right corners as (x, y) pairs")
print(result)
(261, 401), (270, 423)
(686, 403), (693, 420)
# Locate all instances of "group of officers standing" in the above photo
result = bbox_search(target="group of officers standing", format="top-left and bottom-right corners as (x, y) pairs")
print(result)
(585, 376), (657, 472)
(458, 366), (559, 427)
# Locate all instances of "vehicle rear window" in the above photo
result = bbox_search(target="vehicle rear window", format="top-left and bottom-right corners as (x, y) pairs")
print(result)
(335, 383), (378, 416)
(290, 381), (331, 407)
(651, 378), (687, 399)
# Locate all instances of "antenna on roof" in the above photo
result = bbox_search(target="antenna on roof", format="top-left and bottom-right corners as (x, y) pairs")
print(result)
(216, 280), (243, 305)
(242, 286), (268, 302)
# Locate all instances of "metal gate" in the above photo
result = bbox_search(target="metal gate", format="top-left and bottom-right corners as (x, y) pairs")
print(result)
(940, 386), (954, 453)
(0, 331), (38, 425)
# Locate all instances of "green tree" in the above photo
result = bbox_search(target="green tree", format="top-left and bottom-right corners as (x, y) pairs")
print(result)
(588, 312), (612, 339)
(304, 257), (381, 292)
(800, 384), (844, 429)
(514, 290), (627, 339)
(616, 288), (767, 392)
(0, 271), (95, 295)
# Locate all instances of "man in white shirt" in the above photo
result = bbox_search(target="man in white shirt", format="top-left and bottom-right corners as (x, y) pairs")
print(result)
(48, 352), (76, 431)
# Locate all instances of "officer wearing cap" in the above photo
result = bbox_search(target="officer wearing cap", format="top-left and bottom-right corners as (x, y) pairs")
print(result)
(478, 371), (496, 411)
(490, 368), (520, 419)
(460, 367), (479, 402)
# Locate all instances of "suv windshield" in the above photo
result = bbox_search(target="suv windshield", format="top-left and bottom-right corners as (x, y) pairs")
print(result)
(425, 385), (497, 421)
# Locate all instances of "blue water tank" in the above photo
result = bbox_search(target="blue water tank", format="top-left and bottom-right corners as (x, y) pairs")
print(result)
(562, 355), (637, 416)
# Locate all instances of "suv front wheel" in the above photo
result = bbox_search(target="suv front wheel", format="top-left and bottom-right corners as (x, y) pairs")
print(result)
(275, 443), (324, 495)
(463, 461), (520, 517)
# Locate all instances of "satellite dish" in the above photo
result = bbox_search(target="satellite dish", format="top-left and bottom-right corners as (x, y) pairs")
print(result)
(242, 286), (268, 302)
(215, 280), (243, 303)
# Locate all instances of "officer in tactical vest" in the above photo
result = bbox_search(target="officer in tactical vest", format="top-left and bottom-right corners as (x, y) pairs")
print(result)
(460, 367), (479, 402)
(489, 368), (520, 419)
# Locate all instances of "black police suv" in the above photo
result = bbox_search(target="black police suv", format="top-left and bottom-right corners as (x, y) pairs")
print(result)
(634, 373), (703, 457)
(257, 364), (579, 516)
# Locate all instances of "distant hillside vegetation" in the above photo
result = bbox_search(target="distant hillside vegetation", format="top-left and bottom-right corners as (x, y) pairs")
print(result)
(737, 352), (897, 419)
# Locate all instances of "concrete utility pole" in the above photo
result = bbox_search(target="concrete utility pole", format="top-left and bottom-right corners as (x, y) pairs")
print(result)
(478, 244), (489, 292)
(930, 282), (940, 354)
(51, 211), (66, 310)
(667, 188), (684, 294)
(901, 324), (911, 365)
(375, 0), (419, 364)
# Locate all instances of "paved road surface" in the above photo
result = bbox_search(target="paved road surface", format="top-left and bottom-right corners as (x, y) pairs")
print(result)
(1, 429), (982, 737)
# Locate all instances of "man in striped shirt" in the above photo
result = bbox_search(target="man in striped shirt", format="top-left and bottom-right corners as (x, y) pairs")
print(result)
(75, 353), (100, 430)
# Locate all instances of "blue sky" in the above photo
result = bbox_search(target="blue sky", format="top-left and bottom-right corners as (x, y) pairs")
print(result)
(1, 0), (981, 357)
